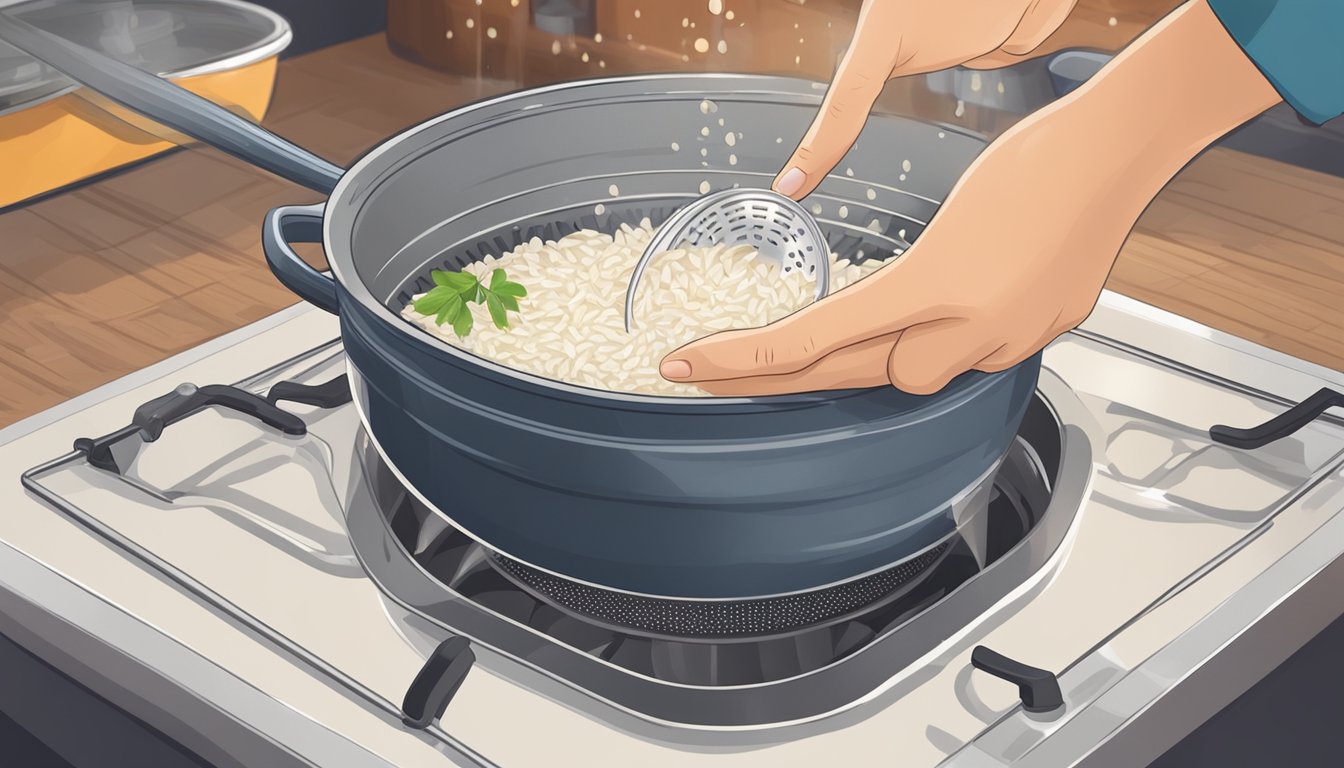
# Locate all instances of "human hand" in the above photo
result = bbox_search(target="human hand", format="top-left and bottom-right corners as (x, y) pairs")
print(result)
(662, 114), (1121, 396)
(773, 0), (1078, 199)
(662, 0), (1282, 396)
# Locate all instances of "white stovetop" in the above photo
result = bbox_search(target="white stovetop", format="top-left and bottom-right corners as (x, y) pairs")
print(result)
(2, 292), (1344, 768)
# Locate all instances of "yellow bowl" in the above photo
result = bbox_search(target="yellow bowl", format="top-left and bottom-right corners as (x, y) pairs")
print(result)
(0, 0), (290, 209)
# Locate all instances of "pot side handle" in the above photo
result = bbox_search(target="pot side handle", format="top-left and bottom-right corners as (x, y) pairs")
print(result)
(263, 203), (340, 315)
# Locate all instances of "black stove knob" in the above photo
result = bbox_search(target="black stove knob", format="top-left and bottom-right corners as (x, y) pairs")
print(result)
(402, 636), (476, 730)
(1211, 387), (1344, 449)
(970, 645), (1064, 714)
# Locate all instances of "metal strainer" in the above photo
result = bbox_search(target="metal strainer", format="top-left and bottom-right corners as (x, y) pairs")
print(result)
(623, 188), (832, 332)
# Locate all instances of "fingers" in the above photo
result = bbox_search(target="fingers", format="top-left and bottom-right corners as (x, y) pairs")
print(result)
(661, 263), (945, 382)
(773, 2), (899, 199)
(999, 0), (1077, 55)
(885, 320), (1004, 395)
(659, 320), (841, 384)
(693, 333), (901, 396)
(961, 49), (1031, 70)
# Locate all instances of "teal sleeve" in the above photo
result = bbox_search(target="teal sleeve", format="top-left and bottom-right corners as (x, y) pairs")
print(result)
(1206, 0), (1344, 125)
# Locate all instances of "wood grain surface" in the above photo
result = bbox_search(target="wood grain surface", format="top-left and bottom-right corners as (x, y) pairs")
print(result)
(1, 16), (1340, 428)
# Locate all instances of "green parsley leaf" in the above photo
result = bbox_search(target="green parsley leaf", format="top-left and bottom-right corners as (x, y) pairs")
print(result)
(494, 281), (526, 298)
(485, 292), (508, 329)
(435, 291), (464, 326)
(419, 267), (526, 337)
(451, 305), (474, 338)
(414, 288), (454, 316)
(432, 270), (478, 292)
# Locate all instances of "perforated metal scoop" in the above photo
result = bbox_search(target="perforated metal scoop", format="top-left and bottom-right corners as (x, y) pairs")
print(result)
(623, 189), (831, 332)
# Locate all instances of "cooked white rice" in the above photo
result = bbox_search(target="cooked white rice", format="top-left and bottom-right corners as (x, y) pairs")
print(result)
(401, 219), (885, 396)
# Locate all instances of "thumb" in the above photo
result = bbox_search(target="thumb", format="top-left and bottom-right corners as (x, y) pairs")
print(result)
(774, 10), (896, 199)
(885, 320), (999, 395)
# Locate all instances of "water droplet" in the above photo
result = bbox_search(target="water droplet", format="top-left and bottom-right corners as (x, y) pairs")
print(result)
(699, 180), (711, 194)
(699, 99), (717, 114)
(694, 37), (709, 53)
(599, 59), (606, 68)
(866, 188), (876, 200)
(954, 99), (966, 117)
(810, 203), (823, 215)
(700, 126), (710, 136)
(725, 9), (735, 20)
(898, 228), (907, 240)
(445, 29), (453, 39)
(717, 117), (725, 126)
(594, 203), (606, 215)
(729, 154), (738, 165)
(838, 205), (848, 218)
(937, 131), (945, 139)
(717, 39), (728, 54)
(581, 51), (589, 62)
(724, 132), (736, 146)
(899, 174), (906, 181)
(551, 40), (561, 55)
(682, 17), (690, 27)
(1108, 16), (1118, 26)
(594, 32), (603, 42)
(465, 18), (474, 28)
(970, 72), (982, 92)
(997, 81), (1005, 94)
(670, 141), (680, 151)
(708, 0), (723, 14)
(609, 184), (620, 196)
(634, 8), (641, 18)
(845, 167), (854, 176)
(869, 219), (882, 232)
(794, 55), (801, 65)
(700, 147), (708, 156)
(486, 26), (497, 38)
(511, 0), (519, 5)
(902, 159), (911, 173)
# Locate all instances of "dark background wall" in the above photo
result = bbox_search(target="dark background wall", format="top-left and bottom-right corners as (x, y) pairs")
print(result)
(250, 0), (386, 58)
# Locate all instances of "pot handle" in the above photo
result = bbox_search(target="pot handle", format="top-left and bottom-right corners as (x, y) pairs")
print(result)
(263, 203), (340, 315)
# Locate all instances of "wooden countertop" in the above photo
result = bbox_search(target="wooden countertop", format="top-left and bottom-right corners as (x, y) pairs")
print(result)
(2, 24), (1341, 428)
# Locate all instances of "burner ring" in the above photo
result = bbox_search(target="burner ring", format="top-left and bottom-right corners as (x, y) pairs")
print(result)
(488, 542), (953, 640)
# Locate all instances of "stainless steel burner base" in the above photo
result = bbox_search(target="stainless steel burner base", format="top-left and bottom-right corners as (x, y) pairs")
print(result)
(346, 373), (1095, 727)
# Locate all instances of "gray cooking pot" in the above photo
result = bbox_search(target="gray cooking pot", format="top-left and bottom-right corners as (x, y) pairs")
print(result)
(1, 12), (1040, 599)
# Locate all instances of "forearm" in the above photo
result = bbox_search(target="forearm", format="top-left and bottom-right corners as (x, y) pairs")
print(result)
(1044, 0), (1282, 215)
(911, 0), (1283, 311)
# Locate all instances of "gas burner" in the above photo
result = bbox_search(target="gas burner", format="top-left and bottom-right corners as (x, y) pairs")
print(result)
(487, 542), (954, 641)
(349, 391), (1081, 725)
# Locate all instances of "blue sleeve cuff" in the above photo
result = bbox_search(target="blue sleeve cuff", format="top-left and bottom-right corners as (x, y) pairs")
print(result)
(1206, 0), (1344, 125)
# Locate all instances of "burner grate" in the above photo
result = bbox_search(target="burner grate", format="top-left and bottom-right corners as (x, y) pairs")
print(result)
(489, 544), (952, 640)
(351, 389), (1078, 723)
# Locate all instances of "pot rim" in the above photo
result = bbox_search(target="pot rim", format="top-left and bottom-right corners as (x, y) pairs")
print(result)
(324, 72), (1006, 410)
